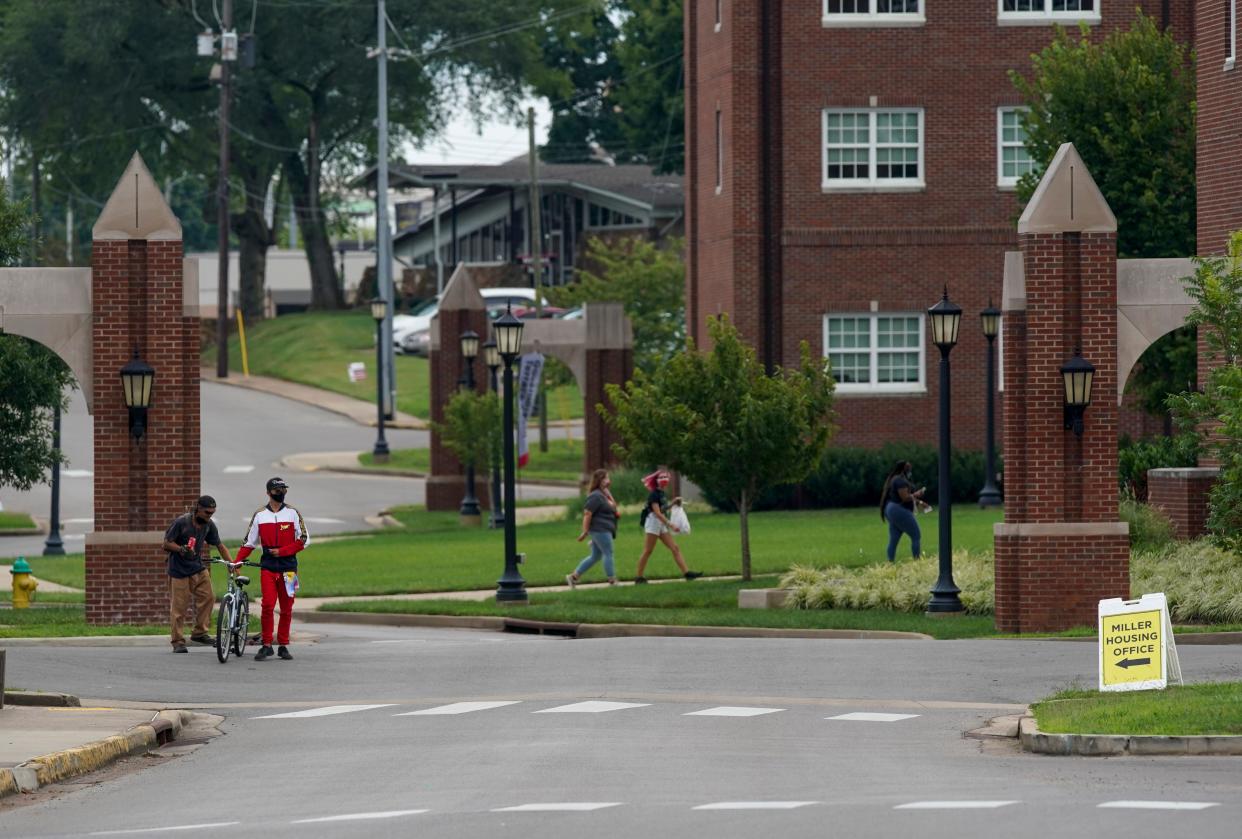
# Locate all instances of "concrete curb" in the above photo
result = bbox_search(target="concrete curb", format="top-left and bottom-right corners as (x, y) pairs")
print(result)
(1019, 714), (1242, 756)
(3, 691), (81, 707)
(298, 609), (932, 640)
(0, 708), (194, 799)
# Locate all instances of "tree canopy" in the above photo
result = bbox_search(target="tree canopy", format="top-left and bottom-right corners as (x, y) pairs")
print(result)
(602, 316), (836, 579)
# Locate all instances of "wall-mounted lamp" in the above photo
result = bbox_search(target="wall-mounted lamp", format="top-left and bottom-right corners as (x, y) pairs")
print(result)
(1060, 350), (1095, 437)
(120, 350), (154, 442)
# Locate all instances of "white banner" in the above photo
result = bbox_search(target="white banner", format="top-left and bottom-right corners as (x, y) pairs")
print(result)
(516, 353), (544, 468)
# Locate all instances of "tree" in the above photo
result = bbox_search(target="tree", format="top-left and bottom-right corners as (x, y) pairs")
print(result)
(0, 185), (75, 491)
(547, 235), (685, 375)
(1009, 11), (1195, 259)
(613, 0), (684, 174)
(1125, 326), (1197, 434)
(1168, 232), (1242, 555)
(601, 316), (836, 579)
(432, 390), (501, 477)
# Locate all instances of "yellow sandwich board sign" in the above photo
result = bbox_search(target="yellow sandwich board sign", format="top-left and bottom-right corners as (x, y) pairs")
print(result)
(1098, 593), (1182, 692)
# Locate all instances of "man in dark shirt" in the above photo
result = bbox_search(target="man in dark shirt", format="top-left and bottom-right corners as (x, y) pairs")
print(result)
(162, 495), (233, 653)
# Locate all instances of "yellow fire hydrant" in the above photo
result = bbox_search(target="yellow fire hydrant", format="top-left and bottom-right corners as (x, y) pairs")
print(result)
(10, 557), (37, 608)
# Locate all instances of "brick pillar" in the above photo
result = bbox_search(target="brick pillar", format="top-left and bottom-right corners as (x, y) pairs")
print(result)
(582, 302), (634, 475)
(1147, 467), (1219, 539)
(86, 154), (198, 625)
(427, 266), (489, 512)
(993, 144), (1130, 633)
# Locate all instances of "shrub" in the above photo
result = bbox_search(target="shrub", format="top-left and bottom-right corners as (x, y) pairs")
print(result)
(780, 552), (995, 616)
(1133, 541), (1242, 624)
(1117, 433), (1199, 500)
(704, 444), (997, 512)
(1120, 497), (1176, 552)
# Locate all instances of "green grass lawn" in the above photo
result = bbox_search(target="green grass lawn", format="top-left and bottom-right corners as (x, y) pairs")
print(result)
(0, 511), (37, 529)
(1033, 682), (1242, 735)
(359, 437), (588, 483)
(201, 310), (583, 420)
(0, 606), (168, 638)
(321, 577), (998, 640)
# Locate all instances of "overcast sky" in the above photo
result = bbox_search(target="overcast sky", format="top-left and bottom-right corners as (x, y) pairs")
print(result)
(405, 98), (551, 166)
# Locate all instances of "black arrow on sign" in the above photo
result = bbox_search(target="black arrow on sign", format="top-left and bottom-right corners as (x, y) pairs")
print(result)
(1116, 657), (1152, 669)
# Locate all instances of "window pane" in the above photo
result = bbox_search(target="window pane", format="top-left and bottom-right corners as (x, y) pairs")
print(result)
(878, 0), (919, 11)
(829, 353), (871, 384)
(877, 351), (921, 383)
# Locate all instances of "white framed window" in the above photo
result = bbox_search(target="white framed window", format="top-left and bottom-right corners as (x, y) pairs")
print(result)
(823, 0), (924, 27)
(997, 108), (1038, 188)
(997, 0), (1100, 26)
(823, 109), (924, 190)
(1227, 0), (1237, 71)
(824, 313), (926, 393)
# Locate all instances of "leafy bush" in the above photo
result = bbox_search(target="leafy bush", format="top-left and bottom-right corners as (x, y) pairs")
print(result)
(1120, 497), (1176, 552)
(1118, 433), (1199, 501)
(704, 444), (997, 512)
(780, 552), (995, 616)
(1133, 541), (1242, 624)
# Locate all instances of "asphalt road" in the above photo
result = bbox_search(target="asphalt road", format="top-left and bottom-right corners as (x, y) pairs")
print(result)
(0, 382), (574, 558)
(2, 627), (1241, 838)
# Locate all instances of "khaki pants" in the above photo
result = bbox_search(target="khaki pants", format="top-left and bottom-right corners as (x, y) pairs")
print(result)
(169, 570), (214, 646)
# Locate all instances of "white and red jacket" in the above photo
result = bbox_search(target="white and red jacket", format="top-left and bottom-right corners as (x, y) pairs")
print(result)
(235, 504), (310, 572)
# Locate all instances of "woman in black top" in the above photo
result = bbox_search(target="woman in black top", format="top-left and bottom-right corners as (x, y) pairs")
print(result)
(880, 461), (925, 562)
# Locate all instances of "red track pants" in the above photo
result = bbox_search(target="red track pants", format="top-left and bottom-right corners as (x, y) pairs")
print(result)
(260, 569), (295, 646)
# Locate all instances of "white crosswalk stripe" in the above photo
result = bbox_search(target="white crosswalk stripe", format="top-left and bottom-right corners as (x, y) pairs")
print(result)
(90, 823), (239, 835)
(895, 801), (1019, 810)
(827, 712), (920, 722)
(694, 802), (818, 810)
(493, 803), (622, 812)
(292, 810), (429, 823)
(533, 701), (651, 714)
(1098, 801), (1220, 810)
(684, 706), (785, 717)
(395, 701), (522, 716)
(253, 704), (396, 719)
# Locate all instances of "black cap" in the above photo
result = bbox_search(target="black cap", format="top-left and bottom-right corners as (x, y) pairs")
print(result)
(266, 477), (289, 492)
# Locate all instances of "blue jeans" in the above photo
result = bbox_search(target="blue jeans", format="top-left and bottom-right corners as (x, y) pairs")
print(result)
(574, 531), (616, 579)
(885, 502), (921, 562)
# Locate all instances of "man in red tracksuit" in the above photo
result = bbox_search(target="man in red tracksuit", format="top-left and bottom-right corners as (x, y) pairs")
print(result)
(235, 477), (310, 661)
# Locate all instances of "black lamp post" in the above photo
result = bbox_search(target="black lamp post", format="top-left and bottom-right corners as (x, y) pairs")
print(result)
(458, 328), (481, 521)
(493, 305), (527, 604)
(483, 338), (505, 529)
(978, 300), (1003, 508)
(120, 350), (154, 443)
(1061, 350), (1096, 437)
(370, 297), (390, 463)
(43, 395), (65, 556)
(927, 289), (964, 614)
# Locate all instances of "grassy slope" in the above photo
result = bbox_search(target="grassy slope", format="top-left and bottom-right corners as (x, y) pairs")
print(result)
(0, 511), (37, 529)
(1033, 682), (1242, 735)
(359, 437), (588, 483)
(201, 311), (583, 419)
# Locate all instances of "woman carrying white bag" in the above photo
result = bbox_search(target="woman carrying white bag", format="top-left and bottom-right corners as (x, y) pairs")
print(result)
(633, 470), (703, 584)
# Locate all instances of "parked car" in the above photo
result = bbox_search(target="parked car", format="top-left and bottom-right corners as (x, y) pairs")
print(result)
(393, 288), (542, 354)
(511, 305), (568, 320)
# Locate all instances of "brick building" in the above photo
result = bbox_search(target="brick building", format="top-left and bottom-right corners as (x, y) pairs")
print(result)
(1197, 0), (1240, 257)
(685, 1), (1194, 451)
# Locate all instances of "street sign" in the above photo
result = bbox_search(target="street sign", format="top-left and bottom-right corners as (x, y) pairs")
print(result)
(1098, 593), (1182, 692)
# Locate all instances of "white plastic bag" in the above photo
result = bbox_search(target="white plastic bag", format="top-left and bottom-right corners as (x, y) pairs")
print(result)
(668, 503), (691, 534)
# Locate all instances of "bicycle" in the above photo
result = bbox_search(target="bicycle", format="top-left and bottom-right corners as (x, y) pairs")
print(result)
(211, 559), (260, 663)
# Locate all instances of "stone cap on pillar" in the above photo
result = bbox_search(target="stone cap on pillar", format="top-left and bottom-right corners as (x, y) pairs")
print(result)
(92, 152), (182, 241)
(430, 264), (485, 351)
(1017, 143), (1116, 236)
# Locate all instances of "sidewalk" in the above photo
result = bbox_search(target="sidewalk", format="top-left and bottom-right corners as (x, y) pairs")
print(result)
(279, 450), (581, 493)
(0, 565), (80, 593)
(199, 368), (427, 429)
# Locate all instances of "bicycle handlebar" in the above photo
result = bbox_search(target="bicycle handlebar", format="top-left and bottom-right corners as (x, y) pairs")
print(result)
(210, 558), (261, 569)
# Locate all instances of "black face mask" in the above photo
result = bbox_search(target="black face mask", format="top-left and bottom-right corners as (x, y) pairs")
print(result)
(271, 492), (287, 503)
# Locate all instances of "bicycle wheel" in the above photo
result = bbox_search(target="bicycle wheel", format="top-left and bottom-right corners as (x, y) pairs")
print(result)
(232, 591), (250, 657)
(216, 594), (233, 663)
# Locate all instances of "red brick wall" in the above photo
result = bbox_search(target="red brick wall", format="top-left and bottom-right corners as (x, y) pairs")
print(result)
(994, 531), (1130, 632)
(687, 0), (1186, 450)
(87, 237), (199, 625)
(584, 347), (633, 472)
(1196, 0), (1242, 256)
(1147, 468), (1218, 538)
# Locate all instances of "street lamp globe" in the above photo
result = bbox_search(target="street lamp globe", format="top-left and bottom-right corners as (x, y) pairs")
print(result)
(493, 305), (525, 360)
(1060, 350), (1096, 437)
(928, 288), (963, 351)
(120, 351), (155, 410)
(460, 329), (480, 360)
(369, 296), (386, 322)
(980, 299), (1002, 340)
(483, 338), (500, 371)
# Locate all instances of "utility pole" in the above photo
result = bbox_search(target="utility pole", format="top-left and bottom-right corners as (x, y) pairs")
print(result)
(375, 0), (395, 416)
(65, 195), (73, 265)
(215, 0), (234, 379)
(526, 108), (549, 452)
